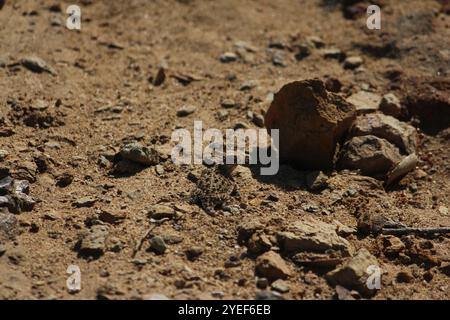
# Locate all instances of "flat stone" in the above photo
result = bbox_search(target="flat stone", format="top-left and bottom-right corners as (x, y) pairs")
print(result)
(271, 279), (290, 293)
(252, 113), (265, 127)
(146, 204), (176, 220)
(219, 52), (238, 63)
(277, 216), (353, 256)
(176, 105), (196, 117)
(305, 36), (325, 48)
(240, 80), (258, 91)
(343, 56), (363, 69)
(346, 91), (381, 114)
(78, 225), (109, 257)
(349, 113), (417, 154)
(120, 143), (160, 166)
(73, 196), (97, 208)
(20, 56), (56, 75)
(321, 48), (343, 60)
(30, 99), (48, 111)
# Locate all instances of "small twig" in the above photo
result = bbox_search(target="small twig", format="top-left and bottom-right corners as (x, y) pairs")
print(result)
(381, 227), (450, 236)
(131, 218), (170, 258)
(132, 225), (155, 258)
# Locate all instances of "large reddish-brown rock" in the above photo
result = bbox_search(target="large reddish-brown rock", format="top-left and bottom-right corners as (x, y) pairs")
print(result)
(265, 79), (356, 169)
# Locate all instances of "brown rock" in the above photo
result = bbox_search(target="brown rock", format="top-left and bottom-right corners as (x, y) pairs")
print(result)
(380, 93), (403, 118)
(55, 172), (74, 187)
(176, 105), (197, 117)
(277, 216), (353, 256)
(255, 251), (292, 281)
(78, 225), (109, 258)
(380, 235), (405, 257)
(349, 113), (417, 154)
(264, 79), (356, 169)
(339, 135), (403, 176)
(346, 91), (381, 114)
(0, 209), (18, 242)
(185, 246), (204, 261)
(247, 232), (272, 255)
(146, 204), (176, 220)
(333, 220), (357, 237)
(343, 56), (363, 69)
(396, 270), (414, 283)
(237, 220), (264, 244)
(326, 248), (380, 296)
(73, 196), (97, 208)
(120, 143), (160, 166)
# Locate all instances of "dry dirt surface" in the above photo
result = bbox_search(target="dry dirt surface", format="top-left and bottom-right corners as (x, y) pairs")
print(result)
(0, 0), (449, 300)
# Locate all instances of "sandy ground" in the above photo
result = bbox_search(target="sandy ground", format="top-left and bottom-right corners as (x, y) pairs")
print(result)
(0, 0), (449, 300)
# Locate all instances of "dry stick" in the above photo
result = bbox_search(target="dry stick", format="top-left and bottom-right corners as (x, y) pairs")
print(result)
(132, 218), (170, 258)
(132, 225), (155, 258)
(381, 227), (450, 236)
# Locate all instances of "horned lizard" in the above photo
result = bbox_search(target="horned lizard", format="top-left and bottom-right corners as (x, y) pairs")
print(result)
(190, 163), (238, 215)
